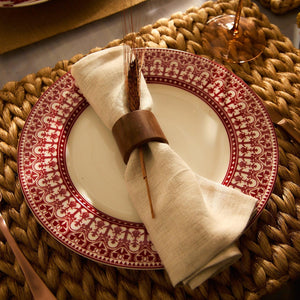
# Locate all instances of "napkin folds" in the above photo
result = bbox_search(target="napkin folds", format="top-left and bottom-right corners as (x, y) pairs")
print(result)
(71, 45), (257, 289)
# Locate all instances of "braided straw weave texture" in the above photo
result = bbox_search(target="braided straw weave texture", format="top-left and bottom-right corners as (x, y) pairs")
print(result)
(259, 0), (300, 14)
(0, 0), (299, 299)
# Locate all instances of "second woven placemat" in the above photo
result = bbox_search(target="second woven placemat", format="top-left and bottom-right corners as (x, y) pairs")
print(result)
(0, 0), (300, 299)
(259, 0), (300, 14)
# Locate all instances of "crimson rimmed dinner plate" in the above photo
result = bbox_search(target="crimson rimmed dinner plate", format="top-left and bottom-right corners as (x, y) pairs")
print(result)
(18, 48), (278, 269)
(0, 0), (48, 7)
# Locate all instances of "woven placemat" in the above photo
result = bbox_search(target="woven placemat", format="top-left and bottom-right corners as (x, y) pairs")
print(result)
(259, 0), (300, 14)
(0, 0), (300, 299)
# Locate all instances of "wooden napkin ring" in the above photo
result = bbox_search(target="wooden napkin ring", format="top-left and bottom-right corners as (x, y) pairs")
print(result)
(112, 110), (168, 164)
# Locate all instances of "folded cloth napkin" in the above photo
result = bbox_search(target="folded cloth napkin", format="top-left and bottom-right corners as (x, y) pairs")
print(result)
(71, 45), (257, 288)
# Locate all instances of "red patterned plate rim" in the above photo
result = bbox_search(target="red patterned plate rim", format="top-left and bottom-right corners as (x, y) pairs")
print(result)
(0, 0), (48, 7)
(18, 48), (278, 269)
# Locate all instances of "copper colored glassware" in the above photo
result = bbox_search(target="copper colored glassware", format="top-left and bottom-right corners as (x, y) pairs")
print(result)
(202, 0), (266, 63)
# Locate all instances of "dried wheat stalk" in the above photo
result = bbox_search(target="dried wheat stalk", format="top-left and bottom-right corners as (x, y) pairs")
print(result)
(123, 29), (155, 218)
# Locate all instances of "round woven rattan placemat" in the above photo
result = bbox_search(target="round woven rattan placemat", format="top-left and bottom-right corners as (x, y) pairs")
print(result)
(0, 0), (299, 299)
(259, 0), (300, 14)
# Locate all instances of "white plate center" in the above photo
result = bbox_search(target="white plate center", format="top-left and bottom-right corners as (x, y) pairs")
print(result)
(66, 84), (230, 223)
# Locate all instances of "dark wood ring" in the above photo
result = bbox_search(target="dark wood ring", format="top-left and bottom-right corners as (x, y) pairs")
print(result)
(112, 110), (168, 164)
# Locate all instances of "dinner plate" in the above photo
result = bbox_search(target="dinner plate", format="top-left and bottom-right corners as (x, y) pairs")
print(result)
(18, 48), (278, 269)
(0, 0), (48, 7)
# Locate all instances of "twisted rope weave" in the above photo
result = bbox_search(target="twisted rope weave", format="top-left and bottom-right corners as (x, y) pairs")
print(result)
(0, 0), (299, 299)
(259, 0), (300, 14)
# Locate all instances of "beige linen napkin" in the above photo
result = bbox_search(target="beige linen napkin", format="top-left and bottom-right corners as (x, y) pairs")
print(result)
(71, 45), (257, 288)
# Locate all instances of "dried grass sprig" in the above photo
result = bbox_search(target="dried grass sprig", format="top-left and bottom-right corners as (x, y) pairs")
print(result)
(123, 14), (155, 218)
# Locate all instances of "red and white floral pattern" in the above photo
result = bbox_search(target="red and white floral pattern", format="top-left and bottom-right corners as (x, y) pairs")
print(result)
(18, 48), (278, 268)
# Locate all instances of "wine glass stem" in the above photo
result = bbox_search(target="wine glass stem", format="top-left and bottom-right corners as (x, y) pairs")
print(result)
(232, 0), (243, 36)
